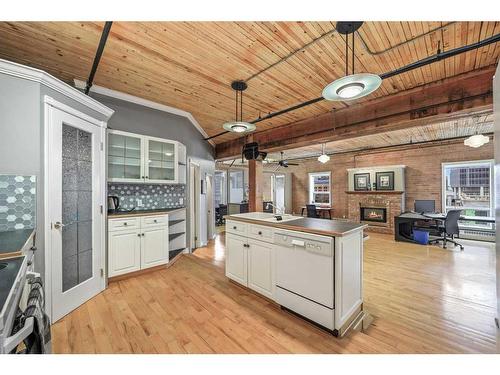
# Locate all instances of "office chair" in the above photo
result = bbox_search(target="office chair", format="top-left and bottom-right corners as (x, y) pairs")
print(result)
(216, 204), (227, 226)
(428, 209), (464, 250)
(306, 204), (320, 218)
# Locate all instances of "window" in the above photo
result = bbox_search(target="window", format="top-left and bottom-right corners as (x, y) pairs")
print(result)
(229, 170), (245, 204)
(309, 172), (331, 206)
(214, 170), (226, 207)
(442, 160), (494, 229)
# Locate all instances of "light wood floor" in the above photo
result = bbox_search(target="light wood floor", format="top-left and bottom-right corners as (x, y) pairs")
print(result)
(51, 232), (497, 353)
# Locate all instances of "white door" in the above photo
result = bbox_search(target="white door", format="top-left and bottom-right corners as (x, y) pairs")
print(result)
(141, 225), (169, 269)
(108, 229), (141, 277)
(225, 233), (248, 285)
(48, 106), (105, 322)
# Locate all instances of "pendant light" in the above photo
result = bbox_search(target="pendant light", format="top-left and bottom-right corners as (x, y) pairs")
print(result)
(222, 81), (256, 133)
(318, 144), (330, 163)
(323, 22), (381, 101)
(464, 133), (489, 148)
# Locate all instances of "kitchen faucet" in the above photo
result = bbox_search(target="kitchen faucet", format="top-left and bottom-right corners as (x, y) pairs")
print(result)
(266, 202), (286, 215)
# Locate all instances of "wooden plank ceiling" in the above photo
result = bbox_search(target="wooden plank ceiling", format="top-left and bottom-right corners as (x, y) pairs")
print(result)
(0, 21), (498, 144)
(217, 113), (494, 166)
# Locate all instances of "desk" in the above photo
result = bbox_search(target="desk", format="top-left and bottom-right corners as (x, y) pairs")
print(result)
(301, 206), (333, 219)
(395, 212), (495, 243)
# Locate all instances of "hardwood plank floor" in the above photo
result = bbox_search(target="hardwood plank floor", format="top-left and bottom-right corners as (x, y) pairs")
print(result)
(51, 232), (497, 353)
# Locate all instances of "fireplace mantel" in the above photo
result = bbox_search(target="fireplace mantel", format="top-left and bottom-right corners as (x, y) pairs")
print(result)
(345, 191), (404, 195)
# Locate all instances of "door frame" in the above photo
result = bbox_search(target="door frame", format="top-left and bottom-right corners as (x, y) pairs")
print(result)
(43, 96), (107, 321)
(206, 173), (215, 240)
(189, 160), (201, 250)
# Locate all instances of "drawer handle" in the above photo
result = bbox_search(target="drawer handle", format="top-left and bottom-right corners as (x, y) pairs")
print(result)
(123, 222), (128, 226)
(233, 226), (237, 230)
(258, 231), (262, 235)
(154, 219), (157, 223)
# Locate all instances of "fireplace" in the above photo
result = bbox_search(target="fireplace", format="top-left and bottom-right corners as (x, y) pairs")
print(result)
(360, 206), (387, 224)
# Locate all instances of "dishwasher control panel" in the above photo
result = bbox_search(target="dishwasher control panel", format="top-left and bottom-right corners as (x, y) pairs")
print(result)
(274, 231), (333, 257)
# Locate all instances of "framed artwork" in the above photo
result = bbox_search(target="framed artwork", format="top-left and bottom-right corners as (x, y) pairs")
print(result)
(376, 171), (395, 190)
(354, 173), (370, 191)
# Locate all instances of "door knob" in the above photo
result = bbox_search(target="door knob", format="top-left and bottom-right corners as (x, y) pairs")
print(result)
(53, 221), (65, 229)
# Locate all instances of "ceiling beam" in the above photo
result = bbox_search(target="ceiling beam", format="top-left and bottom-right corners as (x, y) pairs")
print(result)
(215, 65), (495, 160)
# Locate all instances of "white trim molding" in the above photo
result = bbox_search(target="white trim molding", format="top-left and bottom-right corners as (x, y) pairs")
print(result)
(0, 58), (114, 119)
(73, 79), (215, 146)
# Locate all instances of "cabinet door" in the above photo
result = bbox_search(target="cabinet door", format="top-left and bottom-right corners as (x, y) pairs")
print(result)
(145, 137), (177, 183)
(225, 233), (248, 286)
(141, 225), (169, 269)
(108, 229), (141, 277)
(177, 143), (187, 184)
(108, 130), (144, 183)
(247, 239), (274, 299)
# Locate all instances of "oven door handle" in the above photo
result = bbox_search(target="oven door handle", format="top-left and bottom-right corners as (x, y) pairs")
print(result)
(2, 316), (34, 353)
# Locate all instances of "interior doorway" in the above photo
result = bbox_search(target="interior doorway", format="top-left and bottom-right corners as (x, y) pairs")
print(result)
(206, 174), (214, 240)
(189, 161), (201, 250)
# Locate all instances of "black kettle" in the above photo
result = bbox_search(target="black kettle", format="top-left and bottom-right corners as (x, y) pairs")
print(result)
(108, 196), (120, 211)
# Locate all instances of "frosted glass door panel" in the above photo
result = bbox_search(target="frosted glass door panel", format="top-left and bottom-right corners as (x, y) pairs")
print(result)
(108, 133), (143, 181)
(147, 140), (176, 182)
(62, 124), (93, 292)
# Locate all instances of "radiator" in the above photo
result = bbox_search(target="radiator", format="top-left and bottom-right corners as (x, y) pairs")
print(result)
(459, 229), (496, 242)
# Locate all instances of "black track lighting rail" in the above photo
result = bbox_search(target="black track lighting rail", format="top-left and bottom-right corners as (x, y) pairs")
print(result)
(84, 21), (113, 95)
(204, 32), (500, 142)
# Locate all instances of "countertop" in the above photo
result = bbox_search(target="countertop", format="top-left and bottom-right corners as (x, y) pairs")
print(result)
(227, 215), (367, 237)
(108, 207), (186, 218)
(0, 229), (35, 258)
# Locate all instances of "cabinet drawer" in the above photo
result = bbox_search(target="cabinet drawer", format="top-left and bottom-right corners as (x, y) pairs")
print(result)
(142, 215), (168, 227)
(226, 220), (247, 236)
(108, 217), (140, 232)
(248, 224), (274, 243)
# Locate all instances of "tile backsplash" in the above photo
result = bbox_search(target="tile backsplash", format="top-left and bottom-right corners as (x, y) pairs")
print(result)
(0, 175), (36, 231)
(108, 183), (185, 210)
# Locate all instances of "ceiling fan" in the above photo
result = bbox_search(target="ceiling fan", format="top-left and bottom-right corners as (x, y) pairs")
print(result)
(268, 152), (299, 171)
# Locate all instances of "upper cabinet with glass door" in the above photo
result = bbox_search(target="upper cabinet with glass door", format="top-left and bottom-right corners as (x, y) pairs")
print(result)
(145, 137), (178, 184)
(108, 130), (144, 183)
(107, 130), (181, 184)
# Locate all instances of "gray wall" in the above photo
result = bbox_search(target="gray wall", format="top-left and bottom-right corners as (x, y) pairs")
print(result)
(91, 93), (215, 247)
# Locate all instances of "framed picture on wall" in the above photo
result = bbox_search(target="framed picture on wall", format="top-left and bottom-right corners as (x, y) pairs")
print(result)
(354, 173), (370, 191)
(375, 171), (395, 191)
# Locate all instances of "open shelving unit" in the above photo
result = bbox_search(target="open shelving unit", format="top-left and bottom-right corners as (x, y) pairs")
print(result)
(168, 208), (187, 260)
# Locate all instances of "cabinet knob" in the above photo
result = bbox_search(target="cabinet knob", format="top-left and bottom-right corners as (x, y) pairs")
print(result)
(137, 233), (141, 237)
(233, 226), (237, 230)
(124, 222), (128, 226)
(154, 219), (157, 223)
(258, 231), (262, 235)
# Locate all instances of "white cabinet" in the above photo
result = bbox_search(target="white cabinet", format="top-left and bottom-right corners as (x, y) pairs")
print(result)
(108, 229), (141, 277)
(108, 130), (145, 183)
(225, 233), (248, 285)
(247, 238), (274, 299)
(108, 214), (169, 278)
(141, 224), (169, 269)
(144, 136), (178, 184)
(225, 220), (274, 298)
(107, 129), (185, 184)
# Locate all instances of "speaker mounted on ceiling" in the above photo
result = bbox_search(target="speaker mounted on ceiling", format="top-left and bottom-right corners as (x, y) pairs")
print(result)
(242, 142), (267, 162)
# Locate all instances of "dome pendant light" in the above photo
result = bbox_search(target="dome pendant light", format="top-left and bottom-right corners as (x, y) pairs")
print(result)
(318, 144), (330, 164)
(323, 22), (381, 101)
(222, 81), (256, 133)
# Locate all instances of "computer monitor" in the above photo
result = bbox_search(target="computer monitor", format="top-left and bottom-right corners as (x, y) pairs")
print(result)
(414, 200), (435, 214)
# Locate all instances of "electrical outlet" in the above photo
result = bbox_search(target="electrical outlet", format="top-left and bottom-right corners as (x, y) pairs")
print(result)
(137, 199), (143, 207)
(179, 198), (184, 205)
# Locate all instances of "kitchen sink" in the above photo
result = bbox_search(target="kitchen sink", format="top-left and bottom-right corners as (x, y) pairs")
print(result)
(230, 212), (299, 223)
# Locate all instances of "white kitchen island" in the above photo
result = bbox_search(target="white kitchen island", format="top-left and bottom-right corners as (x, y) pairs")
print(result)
(225, 212), (367, 337)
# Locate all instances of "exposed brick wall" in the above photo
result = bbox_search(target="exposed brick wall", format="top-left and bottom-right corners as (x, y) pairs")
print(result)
(289, 140), (494, 218)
